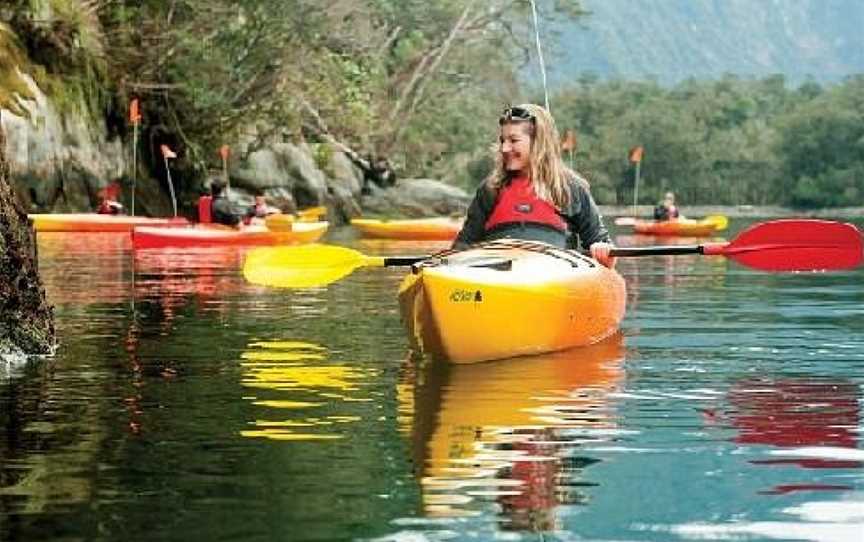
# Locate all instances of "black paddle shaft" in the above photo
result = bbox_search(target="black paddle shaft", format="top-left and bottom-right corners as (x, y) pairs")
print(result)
(383, 256), (428, 267)
(383, 246), (709, 266)
(609, 245), (705, 257)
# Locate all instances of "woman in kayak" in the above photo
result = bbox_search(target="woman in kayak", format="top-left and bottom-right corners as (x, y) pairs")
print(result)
(653, 191), (681, 221)
(453, 103), (615, 268)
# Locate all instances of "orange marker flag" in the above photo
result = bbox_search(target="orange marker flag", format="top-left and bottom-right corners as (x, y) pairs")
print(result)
(129, 98), (142, 124)
(561, 129), (577, 152)
(219, 145), (230, 160)
(160, 144), (177, 159)
(628, 145), (644, 164)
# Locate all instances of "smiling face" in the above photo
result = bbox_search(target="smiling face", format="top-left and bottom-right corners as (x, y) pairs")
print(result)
(499, 122), (533, 174)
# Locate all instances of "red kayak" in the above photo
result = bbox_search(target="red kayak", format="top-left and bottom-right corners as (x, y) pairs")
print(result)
(132, 222), (328, 249)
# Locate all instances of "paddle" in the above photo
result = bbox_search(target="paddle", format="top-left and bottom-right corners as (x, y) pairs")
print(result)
(242, 219), (862, 288)
(243, 243), (423, 288)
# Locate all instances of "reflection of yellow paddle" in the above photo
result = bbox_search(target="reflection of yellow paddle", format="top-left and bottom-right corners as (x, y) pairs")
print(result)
(702, 214), (728, 231)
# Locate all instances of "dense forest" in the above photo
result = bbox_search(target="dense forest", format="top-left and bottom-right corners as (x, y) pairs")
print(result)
(1, 0), (862, 208)
(553, 74), (864, 208)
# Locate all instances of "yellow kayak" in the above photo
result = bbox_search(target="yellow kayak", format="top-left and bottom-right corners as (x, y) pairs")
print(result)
(632, 215), (728, 237)
(398, 239), (626, 364)
(351, 217), (463, 241)
(29, 213), (188, 232)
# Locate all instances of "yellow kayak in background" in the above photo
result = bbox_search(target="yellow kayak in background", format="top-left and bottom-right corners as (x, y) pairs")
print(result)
(632, 215), (728, 237)
(30, 213), (188, 232)
(351, 217), (463, 241)
(398, 239), (626, 364)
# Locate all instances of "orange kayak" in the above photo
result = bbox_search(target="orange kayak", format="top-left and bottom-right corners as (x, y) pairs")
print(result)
(351, 218), (462, 241)
(132, 222), (328, 249)
(398, 239), (626, 364)
(633, 219), (717, 237)
(30, 213), (188, 232)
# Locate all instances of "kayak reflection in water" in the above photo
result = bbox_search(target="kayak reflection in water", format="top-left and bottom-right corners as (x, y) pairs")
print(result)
(404, 337), (625, 526)
(452, 103), (616, 268)
(653, 191), (681, 221)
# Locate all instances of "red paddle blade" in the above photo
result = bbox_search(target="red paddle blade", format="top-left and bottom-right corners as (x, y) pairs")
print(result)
(714, 219), (863, 271)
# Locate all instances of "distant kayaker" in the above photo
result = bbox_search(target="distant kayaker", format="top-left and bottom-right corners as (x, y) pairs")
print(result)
(96, 181), (124, 215)
(243, 191), (277, 225)
(452, 103), (616, 268)
(653, 191), (681, 221)
(210, 181), (240, 227)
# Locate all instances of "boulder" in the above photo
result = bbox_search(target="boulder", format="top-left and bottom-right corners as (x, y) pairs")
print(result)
(0, 118), (54, 358)
(360, 178), (470, 217)
(1, 71), (174, 215)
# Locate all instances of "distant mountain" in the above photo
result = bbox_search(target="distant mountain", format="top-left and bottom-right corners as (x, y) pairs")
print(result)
(543, 0), (864, 86)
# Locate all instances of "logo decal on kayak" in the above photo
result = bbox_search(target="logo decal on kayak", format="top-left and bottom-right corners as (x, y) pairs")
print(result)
(449, 289), (483, 303)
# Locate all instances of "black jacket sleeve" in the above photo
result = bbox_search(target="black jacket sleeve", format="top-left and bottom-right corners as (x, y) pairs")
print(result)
(562, 179), (611, 250)
(452, 183), (496, 249)
(212, 197), (241, 227)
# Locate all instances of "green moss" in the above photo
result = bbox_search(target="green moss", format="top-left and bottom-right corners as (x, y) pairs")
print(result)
(0, 23), (35, 117)
(3, 2), (110, 120)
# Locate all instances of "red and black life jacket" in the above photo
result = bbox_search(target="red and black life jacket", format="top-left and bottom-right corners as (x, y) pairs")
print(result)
(484, 176), (566, 234)
(198, 195), (213, 224)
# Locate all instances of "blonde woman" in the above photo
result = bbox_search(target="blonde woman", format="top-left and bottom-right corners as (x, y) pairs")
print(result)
(453, 104), (615, 267)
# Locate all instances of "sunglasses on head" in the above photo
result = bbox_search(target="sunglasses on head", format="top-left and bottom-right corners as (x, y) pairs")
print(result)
(499, 105), (535, 125)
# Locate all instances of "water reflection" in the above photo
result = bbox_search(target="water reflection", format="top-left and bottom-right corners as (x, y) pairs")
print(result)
(239, 340), (378, 441)
(726, 376), (861, 473)
(38, 232), (131, 305)
(403, 335), (625, 530)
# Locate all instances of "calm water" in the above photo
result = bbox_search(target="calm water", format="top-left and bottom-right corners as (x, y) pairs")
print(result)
(1, 219), (862, 541)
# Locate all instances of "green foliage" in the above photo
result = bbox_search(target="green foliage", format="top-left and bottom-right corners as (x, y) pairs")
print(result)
(5, 0), (111, 118)
(3, 1), (861, 210)
(312, 143), (333, 174)
(550, 75), (864, 208)
(0, 24), (34, 117)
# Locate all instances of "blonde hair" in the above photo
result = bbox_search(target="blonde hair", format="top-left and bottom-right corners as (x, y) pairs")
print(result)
(487, 103), (582, 208)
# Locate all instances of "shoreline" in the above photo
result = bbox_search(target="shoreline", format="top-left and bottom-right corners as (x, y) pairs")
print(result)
(599, 205), (864, 219)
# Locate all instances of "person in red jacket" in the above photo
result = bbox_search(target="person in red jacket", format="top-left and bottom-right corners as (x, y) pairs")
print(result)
(453, 104), (615, 267)
(96, 181), (124, 215)
(653, 191), (681, 221)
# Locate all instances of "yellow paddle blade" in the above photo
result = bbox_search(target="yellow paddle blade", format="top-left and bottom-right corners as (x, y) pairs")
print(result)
(296, 206), (327, 221)
(243, 244), (383, 288)
(264, 214), (294, 231)
(703, 214), (729, 231)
